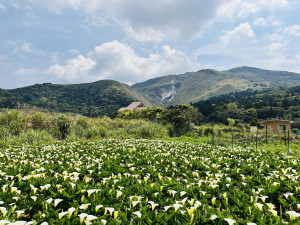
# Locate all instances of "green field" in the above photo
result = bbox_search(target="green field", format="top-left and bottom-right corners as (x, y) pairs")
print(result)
(0, 139), (300, 224)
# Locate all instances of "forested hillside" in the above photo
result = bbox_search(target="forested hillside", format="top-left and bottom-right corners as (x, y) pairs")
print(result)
(0, 80), (150, 117)
(192, 85), (300, 125)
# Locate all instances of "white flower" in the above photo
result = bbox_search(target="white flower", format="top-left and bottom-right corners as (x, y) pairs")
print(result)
(286, 211), (300, 220)
(59, 211), (68, 219)
(31, 196), (37, 202)
(104, 207), (115, 216)
(95, 205), (103, 212)
(15, 210), (25, 218)
(210, 214), (217, 220)
(86, 215), (98, 221)
(100, 219), (107, 224)
(87, 189), (96, 197)
(116, 190), (122, 198)
(259, 195), (268, 203)
(68, 207), (76, 218)
(168, 190), (177, 197)
(180, 191), (186, 196)
(133, 211), (142, 218)
(78, 213), (88, 224)
(0, 220), (10, 225)
(131, 201), (140, 207)
(173, 203), (183, 212)
(79, 204), (91, 210)
(164, 206), (172, 212)
(255, 203), (264, 211)
(224, 218), (236, 225)
(247, 223), (257, 225)
(268, 209), (277, 217)
(54, 199), (63, 207)
(266, 203), (275, 209)
(45, 198), (53, 204)
(283, 193), (293, 199)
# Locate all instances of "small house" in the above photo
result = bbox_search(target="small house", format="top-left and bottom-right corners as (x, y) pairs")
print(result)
(118, 102), (146, 112)
(261, 119), (294, 134)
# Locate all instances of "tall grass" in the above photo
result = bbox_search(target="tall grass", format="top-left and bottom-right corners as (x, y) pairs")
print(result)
(0, 109), (169, 147)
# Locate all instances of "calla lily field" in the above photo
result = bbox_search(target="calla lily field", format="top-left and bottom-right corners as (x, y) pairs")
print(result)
(0, 139), (300, 224)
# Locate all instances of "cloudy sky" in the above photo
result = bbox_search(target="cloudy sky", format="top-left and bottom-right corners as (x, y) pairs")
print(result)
(1, 0), (300, 89)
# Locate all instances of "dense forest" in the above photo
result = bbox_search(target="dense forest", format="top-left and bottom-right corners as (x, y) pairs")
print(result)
(192, 85), (300, 125)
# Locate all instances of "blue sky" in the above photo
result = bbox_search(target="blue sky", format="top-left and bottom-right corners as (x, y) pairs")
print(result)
(0, 0), (300, 89)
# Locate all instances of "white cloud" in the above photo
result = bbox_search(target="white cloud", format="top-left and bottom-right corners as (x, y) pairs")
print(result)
(68, 49), (80, 55)
(13, 42), (44, 55)
(268, 25), (300, 42)
(27, 0), (289, 42)
(111, 0), (233, 42)
(271, 20), (282, 26)
(267, 42), (286, 55)
(14, 67), (39, 76)
(220, 23), (255, 44)
(254, 17), (267, 26)
(47, 40), (197, 83)
(47, 55), (96, 81)
(27, 0), (106, 13)
(218, 0), (289, 19)
(28, 0), (238, 42)
(283, 25), (300, 37)
(20, 42), (34, 53)
(0, 3), (6, 10)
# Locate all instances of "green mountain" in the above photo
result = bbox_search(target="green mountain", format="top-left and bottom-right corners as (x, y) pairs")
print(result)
(227, 66), (300, 86)
(132, 67), (300, 106)
(0, 80), (151, 116)
(1, 66), (299, 116)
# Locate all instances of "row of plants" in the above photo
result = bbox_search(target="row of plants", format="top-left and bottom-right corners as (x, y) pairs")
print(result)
(0, 139), (300, 224)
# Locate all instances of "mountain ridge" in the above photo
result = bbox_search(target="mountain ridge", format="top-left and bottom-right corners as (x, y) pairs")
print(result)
(132, 66), (300, 106)
(0, 79), (151, 116)
(0, 66), (300, 116)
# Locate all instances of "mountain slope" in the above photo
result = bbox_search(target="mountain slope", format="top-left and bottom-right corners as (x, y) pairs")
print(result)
(227, 66), (300, 86)
(0, 80), (151, 116)
(132, 69), (278, 106)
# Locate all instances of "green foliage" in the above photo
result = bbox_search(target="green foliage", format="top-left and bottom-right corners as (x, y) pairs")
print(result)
(193, 85), (300, 123)
(227, 117), (235, 127)
(115, 105), (202, 137)
(0, 110), (168, 147)
(0, 80), (151, 117)
(250, 117), (259, 126)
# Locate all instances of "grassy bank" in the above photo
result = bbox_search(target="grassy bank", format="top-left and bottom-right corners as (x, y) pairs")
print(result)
(0, 109), (169, 147)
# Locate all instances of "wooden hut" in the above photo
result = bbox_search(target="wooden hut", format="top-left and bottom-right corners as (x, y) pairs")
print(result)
(118, 102), (146, 112)
(261, 119), (294, 134)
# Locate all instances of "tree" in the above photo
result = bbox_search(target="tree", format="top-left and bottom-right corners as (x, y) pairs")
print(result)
(164, 104), (201, 136)
(227, 117), (235, 127)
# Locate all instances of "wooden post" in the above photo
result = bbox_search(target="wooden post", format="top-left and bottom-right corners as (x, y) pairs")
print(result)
(287, 130), (290, 155)
(265, 125), (268, 144)
(284, 129), (287, 146)
(255, 130), (258, 150)
(231, 133), (234, 149)
(212, 124), (215, 146)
